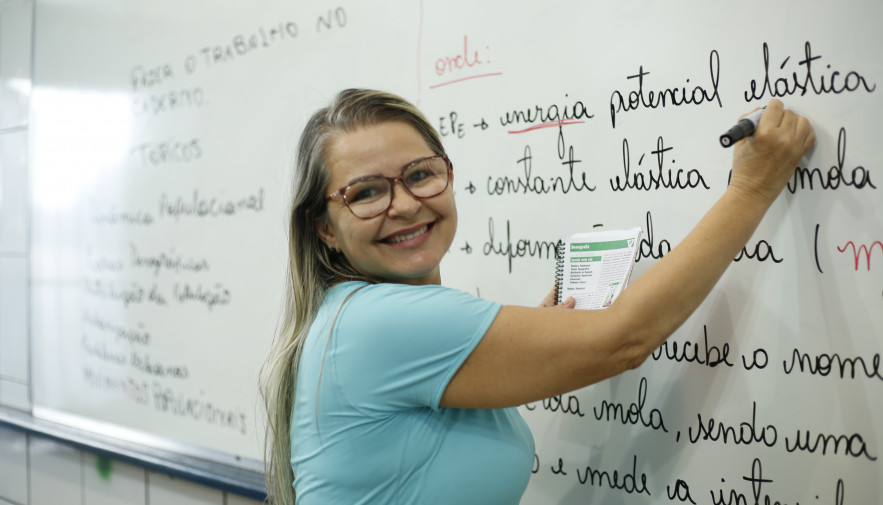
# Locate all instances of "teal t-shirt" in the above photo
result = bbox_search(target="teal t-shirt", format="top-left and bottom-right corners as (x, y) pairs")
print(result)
(291, 282), (535, 504)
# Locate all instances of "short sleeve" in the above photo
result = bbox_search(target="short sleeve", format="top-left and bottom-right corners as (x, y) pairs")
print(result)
(327, 283), (501, 412)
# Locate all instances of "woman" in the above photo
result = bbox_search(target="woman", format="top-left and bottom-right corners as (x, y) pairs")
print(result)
(261, 89), (814, 504)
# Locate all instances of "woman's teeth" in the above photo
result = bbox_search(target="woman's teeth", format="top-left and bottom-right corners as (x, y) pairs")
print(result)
(387, 225), (429, 244)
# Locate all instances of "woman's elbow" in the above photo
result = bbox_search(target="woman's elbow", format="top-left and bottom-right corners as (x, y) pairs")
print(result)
(625, 347), (652, 370)
(606, 307), (666, 372)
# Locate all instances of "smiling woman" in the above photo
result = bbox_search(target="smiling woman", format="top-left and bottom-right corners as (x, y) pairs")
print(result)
(317, 122), (457, 286)
(260, 89), (814, 505)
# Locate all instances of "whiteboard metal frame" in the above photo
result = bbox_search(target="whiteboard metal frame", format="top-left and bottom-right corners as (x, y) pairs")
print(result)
(0, 406), (266, 501)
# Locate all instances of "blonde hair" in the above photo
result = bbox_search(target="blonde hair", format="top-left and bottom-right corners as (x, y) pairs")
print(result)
(259, 89), (445, 504)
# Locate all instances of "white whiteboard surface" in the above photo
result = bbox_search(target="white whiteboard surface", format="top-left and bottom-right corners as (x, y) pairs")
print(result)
(30, 0), (881, 501)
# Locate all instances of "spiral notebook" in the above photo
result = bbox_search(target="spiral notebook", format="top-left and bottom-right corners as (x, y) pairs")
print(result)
(555, 227), (642, 309)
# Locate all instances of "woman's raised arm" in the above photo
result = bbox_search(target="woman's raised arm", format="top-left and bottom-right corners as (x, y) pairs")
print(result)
(441, 99), (814, 409)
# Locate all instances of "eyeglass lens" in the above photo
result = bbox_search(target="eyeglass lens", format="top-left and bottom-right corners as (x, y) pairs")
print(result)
(344, 157), (449, 218)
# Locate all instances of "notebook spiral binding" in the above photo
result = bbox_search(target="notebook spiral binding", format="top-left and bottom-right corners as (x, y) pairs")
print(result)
(554, 241), (566, 304)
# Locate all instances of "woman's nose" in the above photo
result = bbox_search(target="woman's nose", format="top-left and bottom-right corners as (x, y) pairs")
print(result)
(386, 180), (421, 217)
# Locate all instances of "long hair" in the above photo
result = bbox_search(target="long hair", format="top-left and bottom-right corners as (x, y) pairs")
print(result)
(259, 89), (445, 504)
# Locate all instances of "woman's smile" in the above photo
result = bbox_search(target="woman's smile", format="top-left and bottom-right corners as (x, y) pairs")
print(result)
(382, 223), (432, 245)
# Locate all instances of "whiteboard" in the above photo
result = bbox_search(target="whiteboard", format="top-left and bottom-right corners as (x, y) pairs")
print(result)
(30, 0), (882, 501)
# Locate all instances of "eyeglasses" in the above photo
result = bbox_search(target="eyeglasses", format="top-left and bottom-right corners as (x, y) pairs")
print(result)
(326, 154), (453, 219)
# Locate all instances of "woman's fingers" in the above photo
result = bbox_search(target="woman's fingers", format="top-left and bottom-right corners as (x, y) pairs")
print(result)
(539, 283), (575, 309)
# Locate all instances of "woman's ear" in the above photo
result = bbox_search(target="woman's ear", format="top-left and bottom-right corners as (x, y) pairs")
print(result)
(315, 216), (338, 251)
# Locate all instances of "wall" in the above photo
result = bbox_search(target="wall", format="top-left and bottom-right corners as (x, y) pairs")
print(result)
(0, 1), (261, 503)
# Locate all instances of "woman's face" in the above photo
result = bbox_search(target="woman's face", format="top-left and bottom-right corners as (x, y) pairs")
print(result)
(317, 121), (457, 285)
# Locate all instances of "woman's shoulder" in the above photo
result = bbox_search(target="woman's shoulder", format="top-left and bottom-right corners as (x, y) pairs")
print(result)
(344, 281), (483, 301)
(327, 281), (502, 361)
(328, 281), (498, 319)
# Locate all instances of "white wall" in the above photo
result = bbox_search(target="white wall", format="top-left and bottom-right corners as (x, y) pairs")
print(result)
(0, 2), (263, 503)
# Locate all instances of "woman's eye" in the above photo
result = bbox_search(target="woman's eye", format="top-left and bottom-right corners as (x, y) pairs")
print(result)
(405, 167), (434, 185)
(348, 184), (384, 203)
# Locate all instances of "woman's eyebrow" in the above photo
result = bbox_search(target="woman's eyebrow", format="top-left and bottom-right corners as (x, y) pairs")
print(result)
(343, 173), (385, 186)
(342, 155), (433, 185)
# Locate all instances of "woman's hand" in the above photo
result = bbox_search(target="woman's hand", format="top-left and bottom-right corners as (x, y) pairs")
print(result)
(728, 99), (815, 205)
(539, 282), (575, 308)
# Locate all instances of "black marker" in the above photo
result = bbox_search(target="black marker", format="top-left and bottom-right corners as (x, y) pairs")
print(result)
(719, 107), (765, 148)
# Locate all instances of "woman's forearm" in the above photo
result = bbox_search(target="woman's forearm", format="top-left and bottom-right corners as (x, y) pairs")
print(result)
(608, 186), (773, 367)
